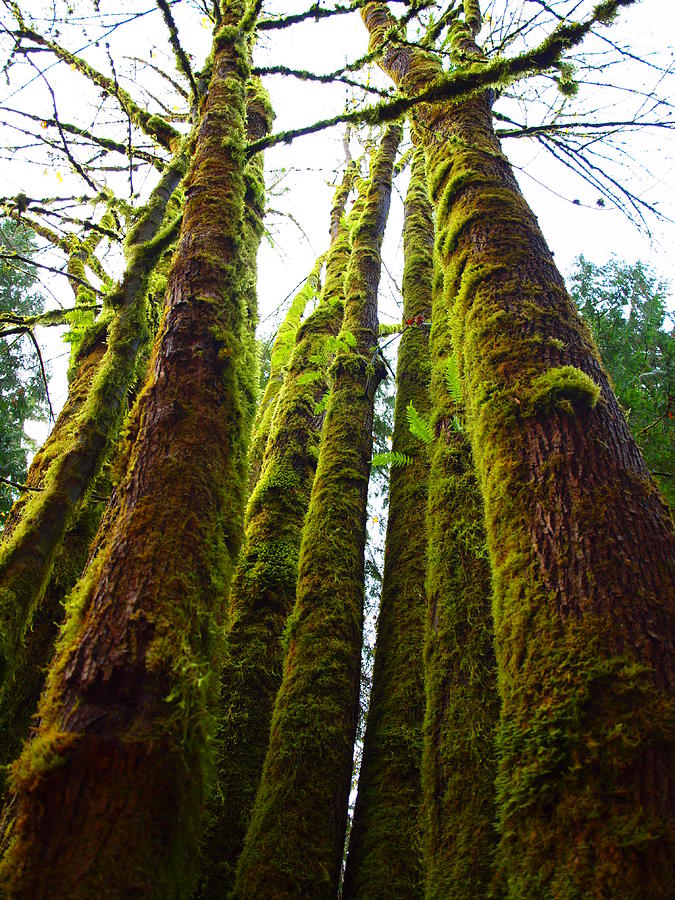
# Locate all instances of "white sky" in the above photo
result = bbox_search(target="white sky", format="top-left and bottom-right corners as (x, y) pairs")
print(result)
(0, 0), (672, 440)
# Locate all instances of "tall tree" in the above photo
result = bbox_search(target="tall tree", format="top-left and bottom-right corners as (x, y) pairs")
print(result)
(570, 256), (673, 507)
(0, 221), (46, 519)
(343, 145), (432, 899)
(234, 123), (401, 898)
(362, 1), (674, 895)
(199, 169), (352, 896)
(0, 3), (268, 894)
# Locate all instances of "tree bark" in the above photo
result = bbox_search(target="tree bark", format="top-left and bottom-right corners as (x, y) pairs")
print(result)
(233, 124), (401, 899)
(363, 3), (675, 896)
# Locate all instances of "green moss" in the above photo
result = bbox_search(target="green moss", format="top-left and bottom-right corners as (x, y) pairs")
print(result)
(343, 145), (431, 900)
(526, 365), (601, 415)
(233, 125), (401, 900)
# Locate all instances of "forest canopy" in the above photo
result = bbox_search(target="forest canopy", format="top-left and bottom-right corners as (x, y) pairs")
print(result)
(0, 2), (673, 898)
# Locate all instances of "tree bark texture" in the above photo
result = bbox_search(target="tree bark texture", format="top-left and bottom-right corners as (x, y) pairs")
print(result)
(233, 124), (401, 899)
(363, 4), (675, 896)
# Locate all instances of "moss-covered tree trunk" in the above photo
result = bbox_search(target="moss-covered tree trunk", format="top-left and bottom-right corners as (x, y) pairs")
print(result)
(363, 3), (675, 896)
(198, 171), (353, 897)
(0, 148), (186, 684)
(247, 257), (322, 492)
(0, 5), (263, 895)
(233, 124), (401, 899)
(343, 146), (432, 899)
(421, 212), (498, 899)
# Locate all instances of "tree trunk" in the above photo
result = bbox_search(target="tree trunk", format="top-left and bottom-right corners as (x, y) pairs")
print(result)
(343, 146), (432, 899)
(363, 3), (675, 896)
(0, 150), (185, 684)
(0, 5), (263, 895)
(198, 171), (353, 897)
(233, 124), (401, 899)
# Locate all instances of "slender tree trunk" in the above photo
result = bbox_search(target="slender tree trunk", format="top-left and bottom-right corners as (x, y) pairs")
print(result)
(363, 3), (675, 896)
(343, 146), (432, 899)
(233, 124), (401, 899)
(247, 257), (322, 493)
(198, 170), (353, 896)
(0, 5), (263, 895)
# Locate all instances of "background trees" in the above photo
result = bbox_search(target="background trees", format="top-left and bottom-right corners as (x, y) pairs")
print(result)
(0, 1), (673, 897)
(0, 221), (46, 519)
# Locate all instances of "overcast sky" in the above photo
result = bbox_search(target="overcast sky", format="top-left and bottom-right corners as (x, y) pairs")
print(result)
(1, 0), (672, 438)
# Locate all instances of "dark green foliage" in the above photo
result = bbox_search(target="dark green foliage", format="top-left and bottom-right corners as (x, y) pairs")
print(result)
(0, 221), (47, 518)
(570, 256), (674, 506)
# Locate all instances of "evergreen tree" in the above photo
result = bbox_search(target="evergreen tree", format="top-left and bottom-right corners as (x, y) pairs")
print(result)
(570, 256), (673, 506)
(0, 221), (46, 519)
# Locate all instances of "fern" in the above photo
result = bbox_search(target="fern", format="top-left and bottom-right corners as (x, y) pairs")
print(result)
(313, 393), (329, 415)
(371, 450), (413, 468)
(296, 370), (323, 386)
(406, 401), (434, 445)
(445, 355), (462, 403)
(378, 323), (404, 337)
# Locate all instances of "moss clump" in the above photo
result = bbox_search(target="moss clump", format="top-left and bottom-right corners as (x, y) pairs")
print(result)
(526, 365), (601, 415)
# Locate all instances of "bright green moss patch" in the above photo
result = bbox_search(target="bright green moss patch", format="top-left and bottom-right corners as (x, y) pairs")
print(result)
(526, 365), (601, 415)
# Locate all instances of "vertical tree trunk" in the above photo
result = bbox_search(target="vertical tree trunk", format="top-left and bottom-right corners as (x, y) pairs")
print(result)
(198, 171), (353, 897)
(363, 3), (675, 896)
(343, 146), (432, 899)
(233, 124), (401, 899)
(0, 4), (262, 895)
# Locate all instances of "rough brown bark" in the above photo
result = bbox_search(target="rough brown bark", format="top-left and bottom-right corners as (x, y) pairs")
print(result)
(362, 4), (675, 896)
(0, 5), (260, 895)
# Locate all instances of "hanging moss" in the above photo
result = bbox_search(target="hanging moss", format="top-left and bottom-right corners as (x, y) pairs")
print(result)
(0, 5), (263, 894)
(233, 124), (401, 900)
(197, 172), (352, 898)
(343, 145), (432, 900)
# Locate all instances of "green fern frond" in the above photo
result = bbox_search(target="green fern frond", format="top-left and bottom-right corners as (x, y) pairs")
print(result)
(445, 355), (462, 404)
(378, 323), (404, 337)
(314, 393), (329, 415)
(297, 370), (323, 386)
(406, 401), (434, 444)
(371, 450), (414, 468)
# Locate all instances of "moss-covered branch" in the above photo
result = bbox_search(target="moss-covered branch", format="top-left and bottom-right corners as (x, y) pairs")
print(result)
(248, 0), (639, 155)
